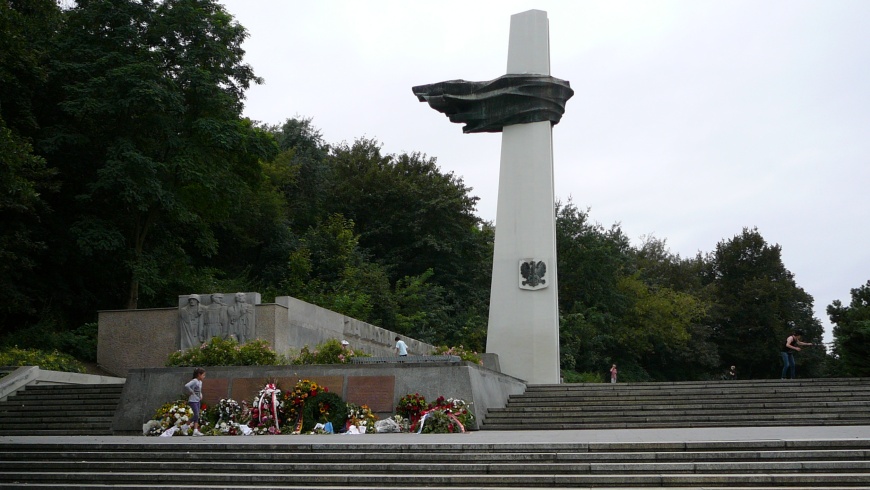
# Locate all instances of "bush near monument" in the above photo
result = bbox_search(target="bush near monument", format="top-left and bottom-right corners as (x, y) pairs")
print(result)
(165, 337), (287, 367)
(433, 345), (482, 364)
(0, 347), (85, 373)
(290, 338), (370, 365)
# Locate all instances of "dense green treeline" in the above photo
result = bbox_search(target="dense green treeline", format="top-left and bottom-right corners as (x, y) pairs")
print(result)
(1, 0), (865, 380)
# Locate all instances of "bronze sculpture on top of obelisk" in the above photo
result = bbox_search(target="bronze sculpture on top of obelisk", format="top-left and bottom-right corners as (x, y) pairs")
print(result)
(413, 10), (573, 384)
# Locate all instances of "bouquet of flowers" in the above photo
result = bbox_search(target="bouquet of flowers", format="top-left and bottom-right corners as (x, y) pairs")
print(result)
(346, 403), (378, 433)
(210, 398), (252, 435)
(144, 401), (195, 436)
(412, 396), (474, 434)
(250, 382), (282, 435)
(396, 393), (428, 426)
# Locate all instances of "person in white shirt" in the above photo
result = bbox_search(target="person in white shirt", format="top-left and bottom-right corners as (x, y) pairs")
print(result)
(394, 336), (408, 357)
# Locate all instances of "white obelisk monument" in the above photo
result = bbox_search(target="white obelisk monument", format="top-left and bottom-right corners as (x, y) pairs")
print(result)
(485, 10), (561, 384)
(413, 9), (570, 384)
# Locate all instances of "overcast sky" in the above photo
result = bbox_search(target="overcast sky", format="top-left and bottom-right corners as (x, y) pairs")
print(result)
(219, 0), (869, 344)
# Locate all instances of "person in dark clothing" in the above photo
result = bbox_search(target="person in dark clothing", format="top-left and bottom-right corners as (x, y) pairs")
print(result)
(781, 330), (813, 379)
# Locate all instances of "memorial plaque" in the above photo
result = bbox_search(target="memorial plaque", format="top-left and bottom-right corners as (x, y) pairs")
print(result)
(201, 378), (229, 406)
(230, 378), (265, 402)
(276, 376), (344, 396)
(346, 376), (395, 412)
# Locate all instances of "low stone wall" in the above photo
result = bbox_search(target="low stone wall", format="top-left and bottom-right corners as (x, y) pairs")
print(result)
(113, 362), (526, 434)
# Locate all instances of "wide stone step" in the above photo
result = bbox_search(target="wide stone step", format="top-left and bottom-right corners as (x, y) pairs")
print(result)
(0, 408), (117, 417)
(4, 448), (868, 463)
(2, 439), (867, 487)
(525, 378), (870, 390)
(0, 418), (115, 426)
(6, 470), (870, 486)
(486, 410), (870, 423)
(4, 459), (870, 474)
(7, 392), (125, 402)
(481, 418), (870, 428)
(16, 384), (125, 392)
(483, 379), (870, 431)
(491, 401), (870, 412)
(0, 383), (124, 436)
(510, 389), (870, 400)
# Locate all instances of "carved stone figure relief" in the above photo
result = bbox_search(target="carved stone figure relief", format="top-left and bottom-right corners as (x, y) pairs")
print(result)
(178, 294), (204, 350)
(228, 292), (255, 343)
(178, 292), (259, 349)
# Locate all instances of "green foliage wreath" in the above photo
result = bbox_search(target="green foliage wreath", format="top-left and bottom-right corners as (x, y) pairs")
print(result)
(301, 391), (347, 433)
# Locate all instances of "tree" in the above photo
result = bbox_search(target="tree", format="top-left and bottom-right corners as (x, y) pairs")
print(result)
(707, 228), (823, 378)
(0, 0), (60, 327)
(827, 281), (870, 377)
(40, 0), (273, 312)
(324, 138), (491, 341)
(555, 201), (633, 376)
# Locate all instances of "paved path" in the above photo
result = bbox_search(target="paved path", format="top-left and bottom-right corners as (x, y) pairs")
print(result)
(3, 425), (869, 446)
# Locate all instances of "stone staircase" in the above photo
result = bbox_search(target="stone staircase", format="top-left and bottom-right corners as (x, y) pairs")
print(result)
(482, 378), (870, 430)
(1, 438), (869, 488)
(1, 378), (870, 488)
(0, 383), (125, 436)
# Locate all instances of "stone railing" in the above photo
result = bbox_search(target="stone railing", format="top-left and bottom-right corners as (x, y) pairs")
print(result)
(351, 355), (461, 364)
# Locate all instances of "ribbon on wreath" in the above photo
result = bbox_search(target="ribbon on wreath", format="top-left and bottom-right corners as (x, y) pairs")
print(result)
(415, 408), (466, 434)
(257, 383), (281, 429)
(293, 413), (304, 434)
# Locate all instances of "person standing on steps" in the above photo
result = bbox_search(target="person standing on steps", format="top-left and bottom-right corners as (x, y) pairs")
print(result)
(394, 336), (408, 357)
(609, 364), (618, 383)
(184, 367), (206, 436)
(781, 329), (814, 379)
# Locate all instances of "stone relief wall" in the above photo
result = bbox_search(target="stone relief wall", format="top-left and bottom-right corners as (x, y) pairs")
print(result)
(177, 292), (260, 350)
(98, 294), (442, 377)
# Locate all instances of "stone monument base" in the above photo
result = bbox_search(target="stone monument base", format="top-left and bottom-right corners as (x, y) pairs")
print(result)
(112, 361), (525, 434)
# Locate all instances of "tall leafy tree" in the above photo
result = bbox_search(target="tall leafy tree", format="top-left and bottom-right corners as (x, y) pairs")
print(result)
(827, 280), (870, 376)
(555, 201), (633, 375)
(707, 227), (823, 378)
(325, 138), (491, 340)
(0, 0), (60, 327)
(40, 0), (272, 311)
(327, 139), (484, 286)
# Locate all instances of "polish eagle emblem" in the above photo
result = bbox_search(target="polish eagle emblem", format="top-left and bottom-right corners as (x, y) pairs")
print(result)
(520, 260), (547, 288)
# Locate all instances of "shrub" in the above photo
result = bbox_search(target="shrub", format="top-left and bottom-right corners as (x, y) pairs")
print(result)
(0, 347), (85, 373)
(290, 338), (369, 365)
(238, 339), (281, 365)
(165, 337), (287, 367)
(433, 345), (482, 365)
(1, 321), (97, 362)
(56, 322), (98, 362)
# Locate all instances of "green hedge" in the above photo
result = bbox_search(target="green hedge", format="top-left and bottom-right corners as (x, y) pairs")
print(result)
(0, 347), (85, 373)
(166, 337), (287, 367)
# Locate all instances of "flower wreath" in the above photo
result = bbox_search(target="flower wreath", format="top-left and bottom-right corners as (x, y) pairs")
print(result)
(250, 382), (282, 434)
(300, 391), (347, 433)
